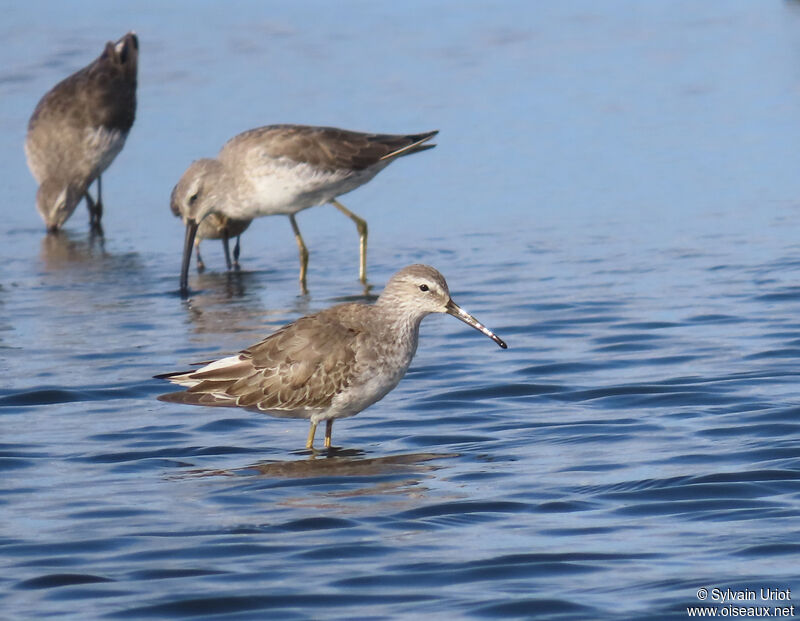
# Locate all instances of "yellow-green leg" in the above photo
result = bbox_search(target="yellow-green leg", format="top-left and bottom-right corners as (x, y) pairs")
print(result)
(330, 199), (368, 284)
(289, 214), (309, 294)
(195, 239), (205, 272)
(324, 420), (333, 449)
(306, 421), (317, 449)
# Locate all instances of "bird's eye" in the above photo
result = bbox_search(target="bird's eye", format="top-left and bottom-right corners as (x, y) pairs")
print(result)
(189, 193), (199, 204)
(419, 284), (429, 292)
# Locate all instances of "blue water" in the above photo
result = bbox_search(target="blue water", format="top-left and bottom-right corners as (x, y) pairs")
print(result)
(2, 1), (800, 619)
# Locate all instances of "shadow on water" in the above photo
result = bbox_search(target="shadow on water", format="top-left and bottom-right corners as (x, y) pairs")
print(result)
(177, 452), (457, 480)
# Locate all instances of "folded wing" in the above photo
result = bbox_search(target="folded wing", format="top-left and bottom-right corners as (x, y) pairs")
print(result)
(157, 309), (361, 417)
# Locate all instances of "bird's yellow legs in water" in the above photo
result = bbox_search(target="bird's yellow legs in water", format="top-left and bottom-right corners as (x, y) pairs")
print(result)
(306, 420), (334, 450)
(289, 200), (367, 294)
(330, 199), (368, 284)
(289, 214), (310, 294)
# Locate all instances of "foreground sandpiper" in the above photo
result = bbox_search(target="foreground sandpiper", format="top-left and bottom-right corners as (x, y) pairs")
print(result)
(171, 125), (437, 295)
(157, 264), (506, 450)
(25, 32), (138, 234)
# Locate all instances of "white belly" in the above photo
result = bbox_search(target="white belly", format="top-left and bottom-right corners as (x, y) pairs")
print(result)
(313, 333), (417, 424)
(229, 156), (386, 218)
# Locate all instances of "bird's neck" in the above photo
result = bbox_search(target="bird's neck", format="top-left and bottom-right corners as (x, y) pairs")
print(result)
(375, 300), (427, 348)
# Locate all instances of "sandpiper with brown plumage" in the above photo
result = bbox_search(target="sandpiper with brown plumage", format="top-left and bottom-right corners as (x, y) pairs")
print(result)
(170, 178), (252, 274)
(156, 265), (507, 450)
(170, 125), (437, 295)
(25, 32), (138, 235)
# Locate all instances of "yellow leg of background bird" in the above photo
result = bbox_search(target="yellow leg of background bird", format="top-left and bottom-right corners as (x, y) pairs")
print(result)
(306, 422), (317, 449)
(330, 199), (368, 283)
(289, 214), (309, 294)
(324, 420), (333, 448)
(194, 239), (205, 272)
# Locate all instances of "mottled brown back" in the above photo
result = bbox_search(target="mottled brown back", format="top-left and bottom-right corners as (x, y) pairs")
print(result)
(28, 32), (138, 135)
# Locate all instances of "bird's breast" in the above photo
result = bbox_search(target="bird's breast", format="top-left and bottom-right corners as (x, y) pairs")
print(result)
(328, 325), (419, 418)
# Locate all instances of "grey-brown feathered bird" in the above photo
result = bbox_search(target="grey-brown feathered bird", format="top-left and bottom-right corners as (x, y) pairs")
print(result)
(157, 264), (506, 450)
(25, 32), (138, 233)
(170, 125), (438, 294)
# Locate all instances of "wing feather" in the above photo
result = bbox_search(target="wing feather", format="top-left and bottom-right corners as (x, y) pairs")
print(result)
(156, 305), (364, 415)
(227, 125), (437, 172)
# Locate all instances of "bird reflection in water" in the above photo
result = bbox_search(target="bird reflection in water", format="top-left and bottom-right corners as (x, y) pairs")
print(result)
(181, 269), (312, 338)
(178, 451), (456, 480)
(175, 452), (457, 511)
(186, 267), (254, 299)
(39, 229), (106, 269)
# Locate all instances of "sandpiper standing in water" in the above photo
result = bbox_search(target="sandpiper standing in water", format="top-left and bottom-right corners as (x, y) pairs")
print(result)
(170, 125), (437, 295)
(25, 32), (138, 234)
(170, 173), (252, 273)
(157, 264), (507, 450)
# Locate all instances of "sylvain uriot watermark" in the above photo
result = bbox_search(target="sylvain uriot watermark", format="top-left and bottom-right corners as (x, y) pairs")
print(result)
(689, 587), (794, 618)
(699, 588), (792, 603)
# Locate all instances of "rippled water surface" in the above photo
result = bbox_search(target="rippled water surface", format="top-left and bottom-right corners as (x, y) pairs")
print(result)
(3, 2), (800, 619)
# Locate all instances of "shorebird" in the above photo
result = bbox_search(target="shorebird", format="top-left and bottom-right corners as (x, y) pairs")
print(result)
(157, 264), (507, 450)
(25, 32), (138, 234)
(170, 174), (252, 273)
(171, 125), (438, 295)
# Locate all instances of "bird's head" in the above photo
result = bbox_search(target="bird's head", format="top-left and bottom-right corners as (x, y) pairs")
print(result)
(36, 180), (83, 233)
(379, 264), (507, 348)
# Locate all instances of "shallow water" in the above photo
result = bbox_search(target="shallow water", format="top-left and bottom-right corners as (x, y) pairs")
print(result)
(3, 1), (800, 619)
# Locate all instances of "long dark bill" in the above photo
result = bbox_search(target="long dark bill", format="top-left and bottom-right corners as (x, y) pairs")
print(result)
(446, 299), (507, 349)
(180, 219), (198, 296)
